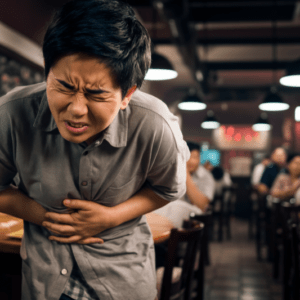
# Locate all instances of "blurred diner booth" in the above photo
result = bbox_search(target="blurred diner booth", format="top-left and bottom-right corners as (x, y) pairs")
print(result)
(1, 0), (300, 300)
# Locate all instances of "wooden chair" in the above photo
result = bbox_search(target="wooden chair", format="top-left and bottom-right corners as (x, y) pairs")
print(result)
(156, 221), (204, 300)
(255, 194), (269, 261)
(211, 186), (234, 242)
(189, 212), (212, 300)
(280, 201), (300, 300)
(190, 211), (212, 266)
(290, 223), (300, 300)
(270, 198), (282, 280)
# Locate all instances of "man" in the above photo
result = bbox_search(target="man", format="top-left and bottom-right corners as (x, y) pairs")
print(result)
(0, 1), (189, 299)
(185, 142), (215, 211)
(257, 147), (287, 196)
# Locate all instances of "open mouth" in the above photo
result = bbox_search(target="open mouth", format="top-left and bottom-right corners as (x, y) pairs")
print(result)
(64, 121), (88, 133)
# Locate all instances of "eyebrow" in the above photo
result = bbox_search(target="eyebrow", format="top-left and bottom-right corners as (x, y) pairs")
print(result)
(55, 78), (109, 94)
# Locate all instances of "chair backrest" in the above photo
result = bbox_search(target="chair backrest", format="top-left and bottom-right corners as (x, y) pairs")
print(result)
(159, 221), (204, 300)
(190, 212), (212, 300)
(280, 201), (300, 300)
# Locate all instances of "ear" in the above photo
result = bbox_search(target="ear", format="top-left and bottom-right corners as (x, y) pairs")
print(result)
(120, 86), (137, 110)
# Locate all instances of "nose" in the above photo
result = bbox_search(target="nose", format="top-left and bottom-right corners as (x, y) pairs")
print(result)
(67, 93), (88, 117)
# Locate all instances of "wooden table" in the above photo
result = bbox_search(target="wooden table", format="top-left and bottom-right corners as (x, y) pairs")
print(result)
(0, 213), (22, 254)
(146, 212), (174, 244)
(0, 212), (174, 254)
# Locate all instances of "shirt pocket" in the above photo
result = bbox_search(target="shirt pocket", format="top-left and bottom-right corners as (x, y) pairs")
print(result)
(100, 174), (145, 206)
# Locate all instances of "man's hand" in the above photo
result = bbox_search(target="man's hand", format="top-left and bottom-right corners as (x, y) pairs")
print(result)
(42, 199), (114, 244)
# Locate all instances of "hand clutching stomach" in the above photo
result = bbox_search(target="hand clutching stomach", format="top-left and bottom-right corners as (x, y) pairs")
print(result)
(42, 199), (114, 244)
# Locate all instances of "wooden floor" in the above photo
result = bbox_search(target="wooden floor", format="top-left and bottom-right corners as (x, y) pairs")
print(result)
(203, 218), (282, 300)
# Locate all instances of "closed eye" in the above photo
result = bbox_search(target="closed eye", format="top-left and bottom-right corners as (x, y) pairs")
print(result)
(56, 79), (75, 90)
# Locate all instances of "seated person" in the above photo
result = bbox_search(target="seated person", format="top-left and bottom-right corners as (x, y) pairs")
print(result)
(211, 166), (232, 197)
(257, 147), (287, 196)
(270, 153), (300, 204)
(251, 157), (271, 188)
(184, 142), (215, 211)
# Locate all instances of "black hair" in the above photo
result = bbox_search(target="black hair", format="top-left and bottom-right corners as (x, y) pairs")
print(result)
(287, 153), (300, 164)
(43, 0), (151, 98)
(211, 166), (224, 181)
(186, 141), (201, 152)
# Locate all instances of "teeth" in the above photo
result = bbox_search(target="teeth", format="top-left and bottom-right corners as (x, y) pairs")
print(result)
(68, 122), (85, 128)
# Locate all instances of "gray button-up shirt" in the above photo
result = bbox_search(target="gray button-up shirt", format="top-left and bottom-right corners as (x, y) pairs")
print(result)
(0, 82), (189, 300)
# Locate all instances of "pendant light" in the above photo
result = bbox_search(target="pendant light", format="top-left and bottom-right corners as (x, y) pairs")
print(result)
(201, 110), (220, 129)
(144, 7), (178, 81)
(145, 52), (178, 81)
(259, 87), (289, 111)
(178, 89), (207, 111)
(279, 59), (300, 87)
(252, 113), (272, 132)
(295, 106), (300, 121)
(259, 2), (289, 112)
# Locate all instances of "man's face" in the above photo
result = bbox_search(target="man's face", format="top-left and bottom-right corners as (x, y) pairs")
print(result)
(46, 53), (134, 145)
(187, 150), (200, 173)
(271, 148), (287, 167)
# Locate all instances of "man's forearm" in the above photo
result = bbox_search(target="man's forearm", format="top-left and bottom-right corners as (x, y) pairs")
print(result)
(110, 187), (169, 227)
(0, 186), (47, 226)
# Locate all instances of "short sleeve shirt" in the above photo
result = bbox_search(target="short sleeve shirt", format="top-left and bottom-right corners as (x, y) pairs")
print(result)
(0, 83), (190, 300)
(184, 164), (215, 202)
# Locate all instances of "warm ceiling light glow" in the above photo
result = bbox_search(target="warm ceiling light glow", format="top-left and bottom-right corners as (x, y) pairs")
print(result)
(280, 75), (300, 87)
(178, 101), (207, 111)
(201, 110), (220, 129)
(201, 121), (220, 129)
(258, 102), (290, 111)
(178, 92), (207, 111)
(252, 123), (272, 131)
(295, 106), (300, 121)
(145, 52), (178, 81)
(145, 69), (178, 81)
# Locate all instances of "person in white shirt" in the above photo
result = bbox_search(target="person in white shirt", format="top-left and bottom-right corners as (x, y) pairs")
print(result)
(184, 142), (216, 211)
(251, 157), (271, 187)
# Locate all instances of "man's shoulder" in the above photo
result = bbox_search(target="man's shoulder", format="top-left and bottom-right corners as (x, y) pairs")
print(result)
(130, 90), (172, 120)
(0, 82), (46, 111)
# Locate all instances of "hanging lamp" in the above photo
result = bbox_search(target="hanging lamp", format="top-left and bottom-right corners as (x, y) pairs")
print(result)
(259, 88), (289, 111)
(145, 52), (178, 81)
(259, 3), (289, 112)
(279, 59), (300, 87)
(201, 110), (220, 129)
(178, 89), (207, 111)
(252, 113), (272, 132)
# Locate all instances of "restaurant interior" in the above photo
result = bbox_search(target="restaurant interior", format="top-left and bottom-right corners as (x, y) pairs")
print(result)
(1, 0), (300, 300)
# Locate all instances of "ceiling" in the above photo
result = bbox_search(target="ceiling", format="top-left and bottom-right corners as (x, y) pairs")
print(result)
(1, 0), (300, 144)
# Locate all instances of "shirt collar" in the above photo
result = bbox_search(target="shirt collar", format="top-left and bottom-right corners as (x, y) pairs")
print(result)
(33, 90), (58, 132)
(33, 89), (128, 148)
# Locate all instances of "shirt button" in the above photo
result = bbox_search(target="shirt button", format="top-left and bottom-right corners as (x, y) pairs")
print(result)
(95, 141), (101, 146)
(81, 181), (88, 186)
(61, 269), (68, 275)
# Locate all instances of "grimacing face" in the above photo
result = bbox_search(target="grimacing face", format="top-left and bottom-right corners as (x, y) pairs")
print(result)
(46, 53), (135, 145)
(187, 150), (200, 173)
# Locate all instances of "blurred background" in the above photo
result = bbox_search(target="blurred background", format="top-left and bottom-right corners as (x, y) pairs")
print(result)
(1, 0), (300, 205)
